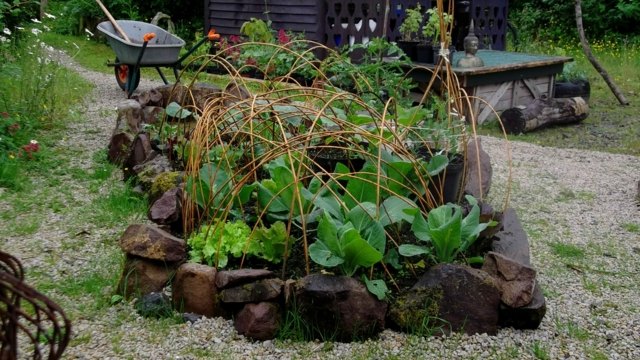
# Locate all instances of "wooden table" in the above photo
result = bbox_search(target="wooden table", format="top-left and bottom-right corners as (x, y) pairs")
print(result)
(406, 50), (573, 124)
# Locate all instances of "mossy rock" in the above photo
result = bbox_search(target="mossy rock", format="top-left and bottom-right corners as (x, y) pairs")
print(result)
(388, 287), (443, 335)
(149, 171), (182, 204)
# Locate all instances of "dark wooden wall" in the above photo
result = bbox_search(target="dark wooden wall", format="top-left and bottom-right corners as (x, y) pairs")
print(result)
(205, 0), (508, 51)
(205, 0), (325, 42)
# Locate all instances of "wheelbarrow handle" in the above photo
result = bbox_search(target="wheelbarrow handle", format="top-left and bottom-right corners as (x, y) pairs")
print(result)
(95, 0), (131, 43)
(127, 33), (155, 97)
(176, 28), (220, 65)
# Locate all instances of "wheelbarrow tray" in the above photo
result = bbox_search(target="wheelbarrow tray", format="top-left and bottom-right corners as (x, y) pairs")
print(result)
(97, 20), (185, 65)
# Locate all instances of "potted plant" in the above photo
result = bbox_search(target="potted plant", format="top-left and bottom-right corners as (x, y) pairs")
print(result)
(395, 98), (467, 205)
(397, 4), (423, 61)
(554, 62), (590, 100)
(422, 8), (454, 64)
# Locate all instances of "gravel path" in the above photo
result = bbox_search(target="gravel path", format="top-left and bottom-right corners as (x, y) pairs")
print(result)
(2, 49), (639, 359)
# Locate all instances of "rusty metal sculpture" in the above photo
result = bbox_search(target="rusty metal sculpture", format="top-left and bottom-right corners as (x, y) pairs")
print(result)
(0, 251), (71, 360)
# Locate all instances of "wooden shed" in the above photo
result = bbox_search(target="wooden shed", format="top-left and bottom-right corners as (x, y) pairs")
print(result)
(204, 0), (509, 50)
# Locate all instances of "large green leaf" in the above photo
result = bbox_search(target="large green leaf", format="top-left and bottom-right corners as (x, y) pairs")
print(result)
(347, 203), (386, 254)
(316, 212), (342, 256)
(379, 196), (417, 227)
(428, 205), (462, 263)
(165, 101), (192, 119)
(309, 241), (344, 268)
(398, 244), (431, 257)
(344, 164), (379, 209)
(426, 154), (449, 176)
(362, 276), (389, 301)
(460, 195), (490, 251)
(256, 179), (290, 214)
(411, 211), (432, 242)
(340, 228), (383, 276)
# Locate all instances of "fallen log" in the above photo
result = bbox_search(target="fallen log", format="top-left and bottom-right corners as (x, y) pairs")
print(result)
(500, 97), (589, 134)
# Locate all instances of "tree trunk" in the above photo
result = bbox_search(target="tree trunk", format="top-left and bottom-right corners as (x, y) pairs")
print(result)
(40, 0), (48, 19)
(574, 0), (629, 105)
(501, 97), (589, 134)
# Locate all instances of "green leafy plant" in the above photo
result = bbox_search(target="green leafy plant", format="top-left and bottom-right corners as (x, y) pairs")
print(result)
(309, 209), (385, 277)
(399, 4), (423, 41)
(188, 220), (256, 268)
(399, 195), (493, 264)
(349, 38), (415, 111)
(256, 155), (313, 222)
(252, 220), (292, 264)
(185, 161), (255, 220)
(422, 8), (453, 44)
(240, 18), (274, 43)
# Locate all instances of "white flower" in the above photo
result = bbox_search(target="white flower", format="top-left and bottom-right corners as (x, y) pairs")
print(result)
(84, 28), (94, 37)
(31, 18), (42, 24)
(3, 28), (11, 35)
(30, 140), (38, 145)
(31, 28), (42, 36)
(72, 42), (79, 49)
(0, 36), (7, 43)
(15, 26), (24, 30)
(43, 25), (50, 31)
(44, 12), (56, 19)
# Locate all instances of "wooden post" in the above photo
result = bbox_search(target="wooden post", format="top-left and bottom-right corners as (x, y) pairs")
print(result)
(501, 97), (589, 134)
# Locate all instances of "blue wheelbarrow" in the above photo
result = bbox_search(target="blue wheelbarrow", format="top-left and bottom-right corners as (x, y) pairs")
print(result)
(97, 20), (218, 96)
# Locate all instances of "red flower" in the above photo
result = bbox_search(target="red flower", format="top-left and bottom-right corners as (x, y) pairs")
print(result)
(229, 35), (241, 44)
(245, 57), (257, 66)
(8, 123), (20, 135)
(21, 140), (39, 159)
(277, 29), (290, 44)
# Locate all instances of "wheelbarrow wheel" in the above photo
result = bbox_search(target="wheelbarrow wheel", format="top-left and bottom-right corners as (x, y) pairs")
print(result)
(114, 58), (140, 92)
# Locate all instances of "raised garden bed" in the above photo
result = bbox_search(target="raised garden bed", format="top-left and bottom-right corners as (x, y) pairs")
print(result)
(107, 76), (545, 341)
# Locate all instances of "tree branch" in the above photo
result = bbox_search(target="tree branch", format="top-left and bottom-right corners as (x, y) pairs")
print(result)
(574, 0), (629, 105)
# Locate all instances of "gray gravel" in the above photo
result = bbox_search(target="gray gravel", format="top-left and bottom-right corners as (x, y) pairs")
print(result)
(2, 48), (639, 359)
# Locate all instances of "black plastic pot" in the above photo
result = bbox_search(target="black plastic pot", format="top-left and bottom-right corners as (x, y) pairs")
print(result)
(416, 150), (466, 205)
(416, 43), (434, 63)
(308, 147), (366, 174)
(398, 40), (419, 61)
(554, 79), (590, 100)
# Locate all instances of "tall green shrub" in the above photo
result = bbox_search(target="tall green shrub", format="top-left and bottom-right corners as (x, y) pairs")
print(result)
(509, 0), (640, 42)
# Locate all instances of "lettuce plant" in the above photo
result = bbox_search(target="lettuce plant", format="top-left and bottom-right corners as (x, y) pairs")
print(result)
(399, 195), (493, 264)
(188, 220), (256, 268)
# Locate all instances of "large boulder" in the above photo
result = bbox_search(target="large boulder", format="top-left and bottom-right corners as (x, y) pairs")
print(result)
(117, 255), (176, 299)
(234, 302), (281, 340)
(131, 154), (173, 190)
(482, 251), (536, 308)
(465, 137), (492, 199)
(406, 264), (502, 335)
(115, 99), (143, 134)
(172, 263), (219, 317)
(107, 132), (133, 165)
(491, 208), (531, 265)
(499, 281), (546, 329)
(489, 209), (546, 329)
(294, 274), (387, 341)
(124, 133), (155, 179)
(155, 83), (222, 110)
(118, 224), (186, 263)
(148, 172), (182, 205)
(148, 187), (182, 229)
